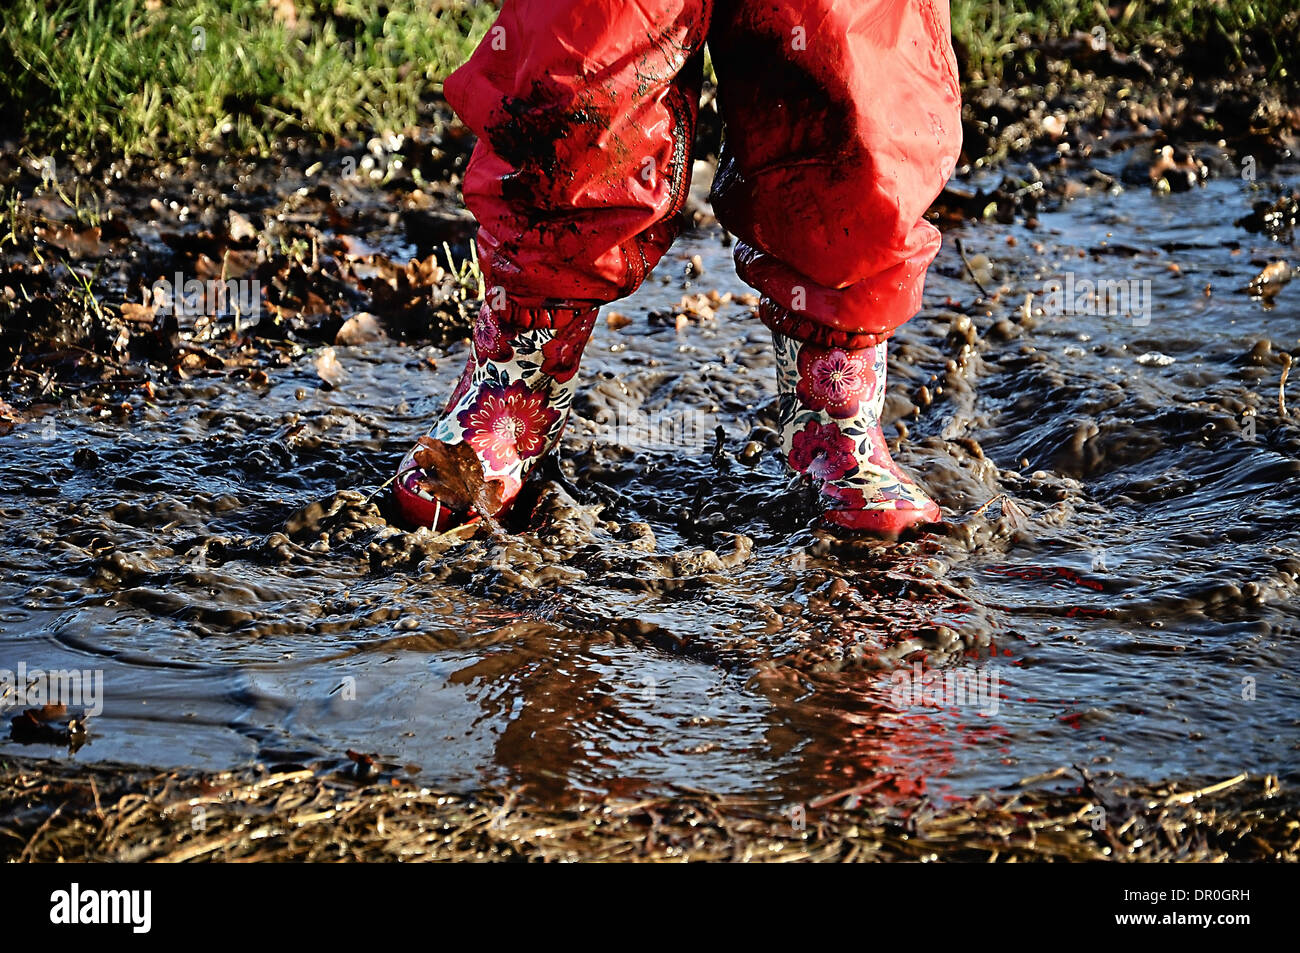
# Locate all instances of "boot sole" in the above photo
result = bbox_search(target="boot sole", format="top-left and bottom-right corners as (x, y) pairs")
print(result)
(821, 499), (943, 537)
(392, 476), (478, 532)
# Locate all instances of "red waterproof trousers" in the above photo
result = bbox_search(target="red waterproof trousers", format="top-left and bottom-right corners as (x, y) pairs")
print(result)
(443, 0), (962, 348)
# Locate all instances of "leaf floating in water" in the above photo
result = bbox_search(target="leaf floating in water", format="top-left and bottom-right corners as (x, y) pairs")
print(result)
(345, 748), (379, 781)
(412, 437), (507, 518)
(10, 704), (89, 751)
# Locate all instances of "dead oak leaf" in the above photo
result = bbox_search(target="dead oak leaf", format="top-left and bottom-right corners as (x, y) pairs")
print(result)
(119, 301), (156, 323)
(412, 436), (508, 518)
(34, 222), (108, 258)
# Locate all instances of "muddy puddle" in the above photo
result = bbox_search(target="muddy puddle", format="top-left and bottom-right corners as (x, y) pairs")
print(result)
(2, 151), (1299, 813)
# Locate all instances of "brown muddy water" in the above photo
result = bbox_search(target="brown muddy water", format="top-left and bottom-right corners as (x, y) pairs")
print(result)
(2, 160), (1299, 813)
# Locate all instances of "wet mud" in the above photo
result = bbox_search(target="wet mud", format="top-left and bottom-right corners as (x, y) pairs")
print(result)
(2, 79), (1299, 828)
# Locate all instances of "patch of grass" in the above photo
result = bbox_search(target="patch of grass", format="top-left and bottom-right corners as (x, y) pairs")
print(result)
(2, 1), (1295, 159)
(0, 0), (495, 158)
(952, 0), (1300, 83)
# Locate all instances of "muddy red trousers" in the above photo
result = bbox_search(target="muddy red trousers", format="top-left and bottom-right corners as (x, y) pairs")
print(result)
(443, 0), (962, 348)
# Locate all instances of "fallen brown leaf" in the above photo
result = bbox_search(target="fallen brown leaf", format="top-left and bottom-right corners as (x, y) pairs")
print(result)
(119, 301), (156, 323)
(9, 704), (88, 749)
(412, 436), (507, 518)
(34, 222), (108, 258)
(221, 249), (259, 279)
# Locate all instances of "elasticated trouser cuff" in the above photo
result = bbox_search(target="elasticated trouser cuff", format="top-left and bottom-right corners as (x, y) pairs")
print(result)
(755, 297), (898, 349)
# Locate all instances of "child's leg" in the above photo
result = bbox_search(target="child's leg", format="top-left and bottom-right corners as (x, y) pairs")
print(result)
(708, 0), (963, 534)
(395, 0), (708, 528)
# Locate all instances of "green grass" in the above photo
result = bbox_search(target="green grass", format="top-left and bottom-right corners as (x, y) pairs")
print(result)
(0, 0), (495, 158)
(952, 0), (1299, 83)
(0, 0), (1294, 159)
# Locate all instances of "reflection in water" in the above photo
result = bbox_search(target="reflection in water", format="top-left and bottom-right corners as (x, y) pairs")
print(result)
(2, 168), (1300, 807)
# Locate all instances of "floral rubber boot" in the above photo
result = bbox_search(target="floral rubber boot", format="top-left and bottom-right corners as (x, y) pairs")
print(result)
(772, 328), (942, 535)
(393, 303), (597, 530)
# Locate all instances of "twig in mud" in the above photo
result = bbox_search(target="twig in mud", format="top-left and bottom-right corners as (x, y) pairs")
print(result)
(1280, 352), (1292, 419)
(247, 769), (316, 792)
(808, 777), (888, 810)
(18, 800), (66, 862)
(1162, 773), (1247, 807)
(155, 826), (262, 864)
(954, 238), (991, 298)
(361, 473), (398, 505)
(431, 519), (485, 543)
(1073, 763), (1115, 820)
(1010, 766), (1072, 789)
(969, 493), (1025, 526)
